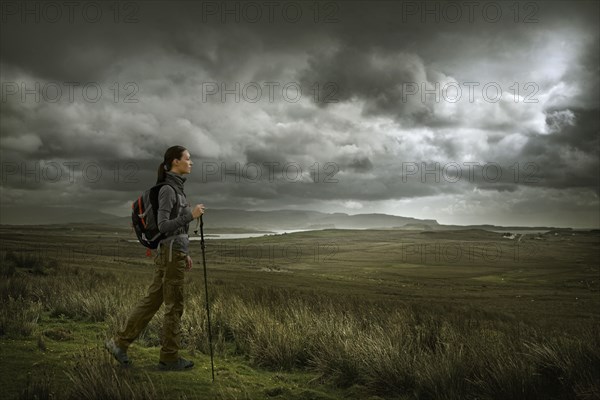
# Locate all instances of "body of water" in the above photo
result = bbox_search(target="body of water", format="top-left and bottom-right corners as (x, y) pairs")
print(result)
(127, 229), (314, 243)
(489, 230), (551, 235)
(191, 229), (313, 240)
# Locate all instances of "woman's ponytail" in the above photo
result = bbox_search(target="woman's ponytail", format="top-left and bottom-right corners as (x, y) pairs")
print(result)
(156, 162), (167, 184)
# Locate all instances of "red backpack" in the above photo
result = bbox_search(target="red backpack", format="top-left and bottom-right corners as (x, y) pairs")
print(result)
(131, 183), (179, 250)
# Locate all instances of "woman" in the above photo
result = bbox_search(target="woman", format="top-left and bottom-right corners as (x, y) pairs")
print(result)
(106, 145), (205, 371)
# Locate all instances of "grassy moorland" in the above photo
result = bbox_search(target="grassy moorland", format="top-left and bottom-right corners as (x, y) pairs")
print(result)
(0, 224), (598, 399)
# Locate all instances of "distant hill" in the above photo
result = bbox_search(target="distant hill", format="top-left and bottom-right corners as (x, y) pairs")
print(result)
(0, 206), (127, 226)
(193, 209), (440, 230)
(0, 206), (438, 230)
(0, 206), (565, 232)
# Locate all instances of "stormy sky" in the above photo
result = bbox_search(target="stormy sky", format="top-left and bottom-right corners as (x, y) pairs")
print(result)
(1, 0), (599, 228)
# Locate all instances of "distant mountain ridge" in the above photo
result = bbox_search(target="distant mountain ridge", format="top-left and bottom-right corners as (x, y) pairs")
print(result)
(0, 206), (436, 229)
(0, 206), (566, 231)
(200, 209), (440, 230)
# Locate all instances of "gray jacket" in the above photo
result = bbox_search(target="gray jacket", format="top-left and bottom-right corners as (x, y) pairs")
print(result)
(157, 171), (194, 257)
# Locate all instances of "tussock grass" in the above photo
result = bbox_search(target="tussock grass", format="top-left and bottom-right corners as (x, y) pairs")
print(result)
(0, 296), (42, 337)
(19, 371), (54, 400)
(65, 348), (164, 400)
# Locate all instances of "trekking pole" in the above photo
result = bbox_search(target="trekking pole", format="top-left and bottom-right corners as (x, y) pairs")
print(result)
(195, 215), (215, 382)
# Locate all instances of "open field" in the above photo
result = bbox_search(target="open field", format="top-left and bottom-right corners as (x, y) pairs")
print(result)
(1, 225), (599, 399)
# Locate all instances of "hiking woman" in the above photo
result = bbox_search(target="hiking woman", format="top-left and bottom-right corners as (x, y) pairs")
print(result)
(106, 145), (205, 370)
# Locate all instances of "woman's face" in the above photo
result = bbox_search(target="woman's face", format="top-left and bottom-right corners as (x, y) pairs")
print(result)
(171, 150), (193, 175)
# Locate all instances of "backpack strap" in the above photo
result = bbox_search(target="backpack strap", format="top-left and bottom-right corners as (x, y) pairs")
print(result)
(166, 183), (180, 220)
(154, 182), (183, 262)
(159, 233), (189, 262)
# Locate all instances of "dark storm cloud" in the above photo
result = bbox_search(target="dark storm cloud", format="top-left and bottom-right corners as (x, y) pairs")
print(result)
(1, 0), (598, 227)
(298, 46), (434, 124)
(520, 108), (600, 192)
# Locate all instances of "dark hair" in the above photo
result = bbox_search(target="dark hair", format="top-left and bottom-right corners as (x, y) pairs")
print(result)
(157, 145), (187, 183)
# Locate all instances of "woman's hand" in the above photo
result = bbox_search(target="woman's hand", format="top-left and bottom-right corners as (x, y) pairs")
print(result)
(191, 204), (205, 219)
(185, 255), (193, 271)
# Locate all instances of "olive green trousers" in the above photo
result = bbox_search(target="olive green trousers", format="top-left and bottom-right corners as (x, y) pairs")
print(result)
(115, 246), (186, 362)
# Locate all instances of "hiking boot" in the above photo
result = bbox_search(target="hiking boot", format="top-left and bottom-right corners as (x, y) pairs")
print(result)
(104, 338), (131, 366)
(158, 357), (194, 371)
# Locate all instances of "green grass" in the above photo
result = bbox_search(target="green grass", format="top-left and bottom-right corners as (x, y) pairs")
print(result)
(1, 321), (340, 399)
(0, 225), (599, 399)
